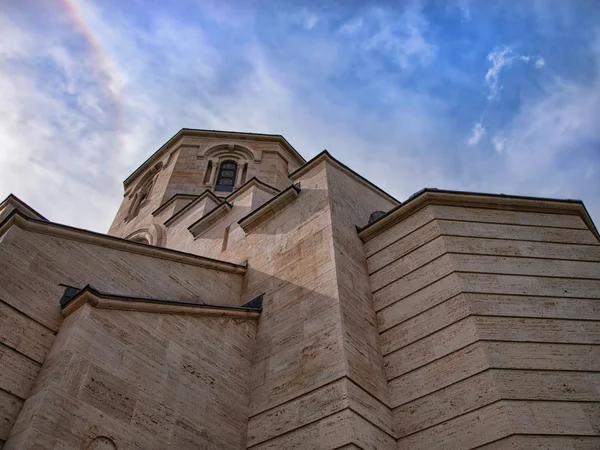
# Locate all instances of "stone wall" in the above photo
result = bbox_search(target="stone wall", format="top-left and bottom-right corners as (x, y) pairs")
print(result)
(108, 132), (302, 241)
(6, 303), (256, 449)
(364, 201), (600, 449)
(0, 221), (244, 447)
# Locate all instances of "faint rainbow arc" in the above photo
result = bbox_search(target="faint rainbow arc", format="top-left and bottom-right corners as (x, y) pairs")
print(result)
(59, 0), (123, 152)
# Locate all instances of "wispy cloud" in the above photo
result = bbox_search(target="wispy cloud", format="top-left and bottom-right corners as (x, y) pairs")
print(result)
(491, 136), (507, 154)
(485, 46), (545, 99)
(467, 121), (486, 145)
(0, 0), (599, 231)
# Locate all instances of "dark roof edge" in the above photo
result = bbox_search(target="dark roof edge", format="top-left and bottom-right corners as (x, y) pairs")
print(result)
(124, 128), (306, 187)
(0, 209), (247, 274)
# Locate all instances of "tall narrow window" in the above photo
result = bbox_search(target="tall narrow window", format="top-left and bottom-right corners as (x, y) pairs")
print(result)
(203, 160), (213, 185)
(215, 161), (237, 192)
(241, 163), (248, 184)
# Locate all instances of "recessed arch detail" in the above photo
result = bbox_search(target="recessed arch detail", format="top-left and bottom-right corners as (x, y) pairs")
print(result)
(124, 223), (166, 247)
(201, 143), (260, 162)
(87, 436), (117, 449)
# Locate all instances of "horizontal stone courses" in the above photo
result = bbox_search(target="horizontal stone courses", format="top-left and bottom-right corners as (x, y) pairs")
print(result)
(0, 298), (55, 334)
(397, 398), (600, 442)
(0, 210), (246, 274)
(366, 216), (598, 262)
(360, 190), (598, 244)
(380, 300), (600, 351)
(372, 250), (600, 297)
(0, 340), (43, 369)
(248, 375), (392, 419)
(476, 435), (600, 450)
(394, 368), (600, 412)
(394, 369), (600, 439)
(383, 313), (600, 356)
(369, 233), (600, 278)
(397, 401), (600, 449)
(386, 336), (600, 383)
(375, 268), (600, 316)
(248, 406), (396, 448)
(387, 341), (600, 408)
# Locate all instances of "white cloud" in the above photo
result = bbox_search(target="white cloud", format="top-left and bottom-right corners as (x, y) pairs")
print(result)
(485, 46), (513, 99)
(358, 6), (437, 69)
(1, 0), (598, 234)
(302, 11), (319, 30)
(491, 136), (507, 154)
(535, 57), (546, 68)
(467, 121), (486, 145)
(485, 46), (546, 99)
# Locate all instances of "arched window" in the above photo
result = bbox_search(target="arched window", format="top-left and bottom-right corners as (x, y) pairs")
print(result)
(126, 177), (154, 220)
(215, 160), (237, 192)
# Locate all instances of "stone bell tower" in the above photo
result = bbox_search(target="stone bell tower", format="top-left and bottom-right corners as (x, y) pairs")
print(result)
(108, 129), (306, 245)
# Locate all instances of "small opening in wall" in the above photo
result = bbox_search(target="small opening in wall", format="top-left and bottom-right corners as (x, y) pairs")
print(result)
(222, 225), (230, 252)
(203, 161), (213, 185)
(241, 163), (248, 184)
(215, 160), (237, 192)
(166, 151), (176, 167)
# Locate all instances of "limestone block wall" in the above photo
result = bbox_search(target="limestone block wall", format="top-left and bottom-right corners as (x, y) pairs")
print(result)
(6, 303), (256, 449)
(183, 162), (349, 447)
(109, 148), (178, 239)
(109, 133), (303, 241)
(363, 201), (600, 449)
(325, 163), (398, 443)
(0, 222), (243, 446)
(180, 158), (400, 448)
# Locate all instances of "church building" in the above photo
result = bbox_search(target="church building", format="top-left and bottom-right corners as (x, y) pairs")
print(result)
(0, 129), (599, 449)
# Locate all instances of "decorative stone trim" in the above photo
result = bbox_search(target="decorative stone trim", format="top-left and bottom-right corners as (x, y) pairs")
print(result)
(188, 201), (233, 238)
(0, 193), (47, 220)
(163, 190), (221, 226)
(61, 285), (261, 319)
(0, 210), (246, 274)
(358, 188), (600, 243)
(124, 128), (305, 188)
(225, 177), (280, 203)
(289, 150), (400, 207)
(151, 193), (199, 216)
(238, 183), (301, 233)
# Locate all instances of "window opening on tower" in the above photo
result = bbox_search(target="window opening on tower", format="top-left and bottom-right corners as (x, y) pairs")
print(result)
(215, 161), (237, 192)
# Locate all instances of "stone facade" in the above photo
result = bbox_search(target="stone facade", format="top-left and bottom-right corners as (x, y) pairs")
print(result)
(0, 129), (599, 449)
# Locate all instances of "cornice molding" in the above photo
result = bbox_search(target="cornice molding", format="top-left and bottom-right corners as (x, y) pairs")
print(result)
(225, 177), (280, 203)
(152, 193), (199, 216)
(0, 193), (47, 221)
(188, 201), (233, 238)
(61, 286), (260, 319)
(238, 183), (301, 233)
(163, 190), (221, 227)
(0, 210), (246, 274)
(124, 128), (305, 188)
(289, 150), (400, 207)
(358, 188), (600, 243)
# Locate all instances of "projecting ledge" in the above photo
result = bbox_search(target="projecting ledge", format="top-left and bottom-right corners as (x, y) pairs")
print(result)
(60, 285), (261, 320)
(187, 201), (232, 238)
(238, 183), (301, 233)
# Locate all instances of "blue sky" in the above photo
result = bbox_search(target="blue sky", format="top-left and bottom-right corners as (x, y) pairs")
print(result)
(1, 0), (599, 231)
